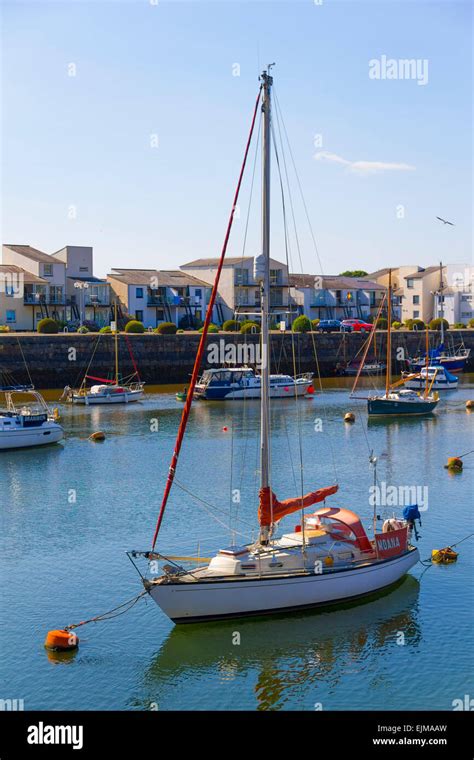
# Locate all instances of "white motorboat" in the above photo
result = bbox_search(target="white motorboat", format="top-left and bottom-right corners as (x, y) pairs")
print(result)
(130, 69), (421, 624)
(0, 386), (64, 450)
(194, 367), (313, 399)
(402, 365), (458, 391)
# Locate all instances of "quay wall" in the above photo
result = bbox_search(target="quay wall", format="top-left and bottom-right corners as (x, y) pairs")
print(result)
(0, 331), (472, 388)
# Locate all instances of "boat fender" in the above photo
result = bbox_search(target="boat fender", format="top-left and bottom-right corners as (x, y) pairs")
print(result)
(382, 518), (404, 533)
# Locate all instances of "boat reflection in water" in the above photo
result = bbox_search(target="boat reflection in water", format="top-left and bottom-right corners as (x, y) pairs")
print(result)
(137, 574), (420, 710)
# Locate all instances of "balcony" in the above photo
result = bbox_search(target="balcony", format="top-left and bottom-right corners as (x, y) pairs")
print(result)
(24, 294), (65, 306)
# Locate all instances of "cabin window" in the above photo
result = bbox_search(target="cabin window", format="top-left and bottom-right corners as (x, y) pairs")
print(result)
(79, 267), (89, 272)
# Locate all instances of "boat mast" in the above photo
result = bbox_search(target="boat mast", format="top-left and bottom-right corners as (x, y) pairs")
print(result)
(114, 301), (119, 385)
(385, 269), (392, 396)
(257, 67), (273, 532)
(439, 260), (445, 344)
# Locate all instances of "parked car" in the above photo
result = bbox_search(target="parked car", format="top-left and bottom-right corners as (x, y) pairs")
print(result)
(340, 318), (373, 333)
(317, 319), (343, 333)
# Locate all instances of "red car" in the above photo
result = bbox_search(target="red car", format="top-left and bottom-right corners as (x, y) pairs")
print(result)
(340, 318), (373, 333)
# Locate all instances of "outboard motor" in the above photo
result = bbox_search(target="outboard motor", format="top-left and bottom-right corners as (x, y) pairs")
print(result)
(403, 504), (422, 541)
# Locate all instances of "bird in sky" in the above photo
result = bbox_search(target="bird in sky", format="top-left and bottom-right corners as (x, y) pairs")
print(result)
(436, 216), (454, 225)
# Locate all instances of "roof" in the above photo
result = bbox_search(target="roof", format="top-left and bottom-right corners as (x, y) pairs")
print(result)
(0, 264), (48, 284)
(107, 269), (210, 288)
(404, 266), (440, 280)
(67, 276), (107, 284)
(289, 273), (385, 291)
(182, 257), (254, 267)
(3, 244), (60, 265)
(181, 256), (287, 269)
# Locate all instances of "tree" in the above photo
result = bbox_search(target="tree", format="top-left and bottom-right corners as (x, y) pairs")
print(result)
(339, 270), (368, 277)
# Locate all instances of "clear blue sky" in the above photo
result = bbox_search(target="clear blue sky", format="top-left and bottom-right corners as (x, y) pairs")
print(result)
(1, 0), (472, 277)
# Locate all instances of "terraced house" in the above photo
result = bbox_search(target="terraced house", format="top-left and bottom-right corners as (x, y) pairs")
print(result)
(180, 256), (290, 324)
(1, 244), (67, 329)
(288, 274), (391, 321)
(107, 269), (212, 329)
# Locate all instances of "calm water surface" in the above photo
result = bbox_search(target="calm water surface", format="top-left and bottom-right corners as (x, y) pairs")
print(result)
(1, 378), (473, 710)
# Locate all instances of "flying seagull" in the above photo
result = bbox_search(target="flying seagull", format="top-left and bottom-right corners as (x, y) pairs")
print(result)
(436, 216), (454, 225)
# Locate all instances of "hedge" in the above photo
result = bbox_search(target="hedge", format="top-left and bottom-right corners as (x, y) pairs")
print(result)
(222, 319), (240, 332)
(428, 318), (449, 331)
(292, 315), (312, 333)
(154, 322), (177, 334)
(125, 320), (145, 333)
(37, 318), (59, 334)
(240, 321), (260, 334)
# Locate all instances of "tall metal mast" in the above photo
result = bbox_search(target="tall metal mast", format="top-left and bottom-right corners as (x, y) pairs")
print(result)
(385, 269), (392, 397)
(439, 261), (445, 344)
(255, 67), (274, 530)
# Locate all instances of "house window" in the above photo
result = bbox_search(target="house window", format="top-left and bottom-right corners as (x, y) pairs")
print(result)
(407, 278), (414, 288)
(136, 287), (144, 298)
(234, 268), (248, 285)
(270, 269), (282, 286)
(194, 289), (202, 299)
(135, 310), (143, 322)
(155, 309), (164, 322)
(255, 289), (261, 306)
(43, 264), (53, 277)
(413, 310), (419, 318)
(6, 310), (16, 323)
(413, 295), (420, 304)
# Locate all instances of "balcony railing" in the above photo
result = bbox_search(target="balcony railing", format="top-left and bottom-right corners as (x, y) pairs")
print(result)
(147, 295), (202, 307)
(24, 294), (65, 306)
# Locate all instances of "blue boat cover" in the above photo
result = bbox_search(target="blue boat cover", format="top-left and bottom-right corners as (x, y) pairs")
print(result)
(403, 505), (421, 522)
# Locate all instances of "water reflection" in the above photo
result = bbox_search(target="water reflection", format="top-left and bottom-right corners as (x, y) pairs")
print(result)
(137, 575), (420, 710)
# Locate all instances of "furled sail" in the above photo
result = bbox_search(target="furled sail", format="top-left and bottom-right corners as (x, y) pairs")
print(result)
(258, 484), (338, 527)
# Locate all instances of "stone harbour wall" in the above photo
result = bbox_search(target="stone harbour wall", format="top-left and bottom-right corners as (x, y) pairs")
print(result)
(0, 330), (472, 388)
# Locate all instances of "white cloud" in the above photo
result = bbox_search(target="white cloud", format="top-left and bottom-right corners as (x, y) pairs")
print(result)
(314, 151), (415, 176)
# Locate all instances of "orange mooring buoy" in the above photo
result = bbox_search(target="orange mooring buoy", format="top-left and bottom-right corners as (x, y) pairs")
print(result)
(344, 412), (355, 423)
(466, 400), (474, 410)
(44, 629), (79, 651)
(445, 457), (463, 471)
(89, 431), (106, 442)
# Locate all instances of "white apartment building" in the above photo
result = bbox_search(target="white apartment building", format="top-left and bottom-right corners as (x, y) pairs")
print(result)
(289, 274), (389, 321)
(433, 263), (474, 325)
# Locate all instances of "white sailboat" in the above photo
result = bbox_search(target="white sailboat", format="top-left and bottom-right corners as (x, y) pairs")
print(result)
(131, 69), (419, 623)
(65, 304), (144, 405)
(0, 386), (63, 450)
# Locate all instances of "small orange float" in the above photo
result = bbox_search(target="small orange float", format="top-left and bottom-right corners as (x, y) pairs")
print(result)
(89, 431), (106, 442)
(44, 629), (79, 651)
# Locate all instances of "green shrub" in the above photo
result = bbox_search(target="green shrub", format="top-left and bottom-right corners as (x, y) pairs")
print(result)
(99, 326), (112, 333)
(198, 323), (219, 333)
(77, 325), (89, 334)
(222, 319), (240, 332)
(311, 319), (320, 330)
(452, 323), (466, 329)
(292, 315), (312, 333)
(240, 321), (260, 334)
(428, 317), (449, 332)
(178, 314), (203, 330)
(392, 321), (402, 330)
(468, 318), (474, 328)
(177, 329), (184, 333)
(125, 320), (145, 334)
(0, 325), (10, 332)
(37, 317), (59, 334)
(376, 317), (388, 329)
(154, 322), (177, 335)
(405, 318), (425, 331)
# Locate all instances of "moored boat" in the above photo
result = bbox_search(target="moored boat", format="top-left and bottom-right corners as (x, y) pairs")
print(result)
(0, 386), (64, 450)
(194, 367), (313, 400)
(130, 68), (421, 625)
(402, 365), (458, 391)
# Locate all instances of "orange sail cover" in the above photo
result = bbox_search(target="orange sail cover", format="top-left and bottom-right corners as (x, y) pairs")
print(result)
(258, 484), (338, 527)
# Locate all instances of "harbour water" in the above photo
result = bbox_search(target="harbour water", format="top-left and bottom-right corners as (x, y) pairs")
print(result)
(1, 378), (473, 710)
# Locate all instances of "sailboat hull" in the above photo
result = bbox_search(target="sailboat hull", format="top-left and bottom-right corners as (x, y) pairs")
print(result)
(72, 389), (144, 405)
(368, 398), (438, 416)
(148, 548), (419, 623)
